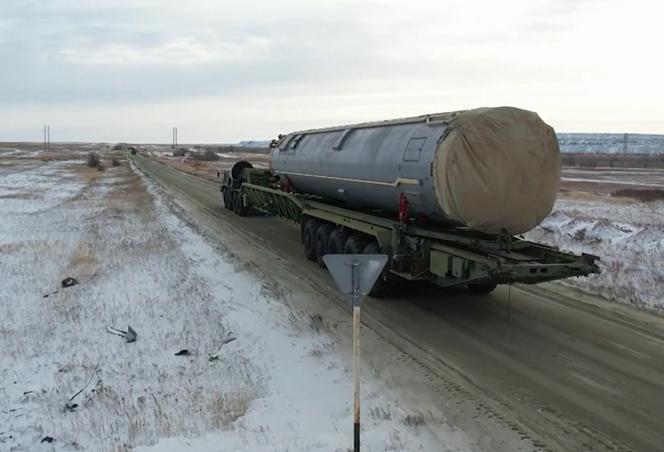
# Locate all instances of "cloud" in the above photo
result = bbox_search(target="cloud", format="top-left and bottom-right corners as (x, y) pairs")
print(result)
(57, 37), (271, 66)
(0, 0), (662, 140)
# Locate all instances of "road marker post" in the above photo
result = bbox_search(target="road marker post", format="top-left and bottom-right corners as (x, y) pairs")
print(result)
(323, 254), (388, 452)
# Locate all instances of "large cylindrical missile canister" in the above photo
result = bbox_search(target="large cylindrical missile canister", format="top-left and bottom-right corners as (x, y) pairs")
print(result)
(270, 107), (560, 235)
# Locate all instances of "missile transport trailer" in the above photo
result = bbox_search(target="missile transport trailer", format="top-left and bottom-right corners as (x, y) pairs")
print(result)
(221, 107), (599, 295)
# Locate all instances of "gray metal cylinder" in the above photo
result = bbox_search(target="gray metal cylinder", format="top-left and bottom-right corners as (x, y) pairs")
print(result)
(270, 107), (560, 234)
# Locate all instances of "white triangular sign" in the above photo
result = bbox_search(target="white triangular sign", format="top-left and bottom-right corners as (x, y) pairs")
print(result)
(322, 254), (388, 304)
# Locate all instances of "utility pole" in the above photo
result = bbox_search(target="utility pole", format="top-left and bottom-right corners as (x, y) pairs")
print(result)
(43, 124), (51, 151)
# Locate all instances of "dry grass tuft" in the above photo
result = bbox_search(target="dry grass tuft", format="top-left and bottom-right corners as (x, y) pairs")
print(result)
(87, 152), (100, 168)
(190, 149), (220, 161)
(402, 413), (426, 427)
(370, 405), (392, 421)
(210, 391), (253, 427)
(308, 313), (324, 333)
(611, 188), (664, 202)
(68, 245), (98, 280)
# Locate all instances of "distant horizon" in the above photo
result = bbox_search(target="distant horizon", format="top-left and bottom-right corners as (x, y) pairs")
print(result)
(3, 112), (663, 144)
(3, 117), (664, 145)
(3, 129), (664, 147)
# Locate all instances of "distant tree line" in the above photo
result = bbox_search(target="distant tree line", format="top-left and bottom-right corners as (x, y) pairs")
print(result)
(562, 153), (664, 169)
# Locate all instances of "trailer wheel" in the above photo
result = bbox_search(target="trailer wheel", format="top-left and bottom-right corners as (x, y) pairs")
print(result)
(467, 282), (498, 295)
(303, 220), (322, 261)
(328, 228), (351, 255)
(300, 216), (312, 243)
(362, 241), (392, 298)
(343, 233), (371, 254)
(315, 223), (335, 267)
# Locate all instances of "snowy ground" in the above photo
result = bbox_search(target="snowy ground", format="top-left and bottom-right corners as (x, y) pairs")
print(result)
(0, 149), (467, 451)
(526, 194), (664, 314)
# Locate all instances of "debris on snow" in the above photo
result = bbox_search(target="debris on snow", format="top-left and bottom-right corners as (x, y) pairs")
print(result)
(105, 325), (137, 343)
(65, 365), (100, 412)
(125, 325), (137, 342)
(222, 331), (237, 345)
(64, 402), (78, 412)
(61, 277), (78, 288)
(208, 331), (237, 361)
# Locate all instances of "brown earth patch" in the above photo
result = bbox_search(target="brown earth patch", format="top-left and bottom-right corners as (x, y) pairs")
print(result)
(68, 245), (98, 279)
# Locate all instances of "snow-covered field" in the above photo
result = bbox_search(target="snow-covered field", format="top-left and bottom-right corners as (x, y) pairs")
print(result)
(526, 195), (664, 313)
(1, 151), (465, 451)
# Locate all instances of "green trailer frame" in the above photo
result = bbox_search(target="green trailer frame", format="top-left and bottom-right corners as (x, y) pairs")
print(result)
(224, 168), (599, 291)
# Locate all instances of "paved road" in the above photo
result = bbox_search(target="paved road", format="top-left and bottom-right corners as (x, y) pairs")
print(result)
(133, 154), (664, 452)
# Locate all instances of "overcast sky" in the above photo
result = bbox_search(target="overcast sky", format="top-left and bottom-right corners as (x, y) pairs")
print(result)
(1, 0), (662, 142)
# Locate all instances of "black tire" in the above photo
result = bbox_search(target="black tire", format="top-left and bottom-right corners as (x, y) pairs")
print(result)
(232, 193), (239, 215)
(228, 191), (236, 213)
(467, 282), (498, 295)
(303, 220), (322, 261)
(362, 241), (392, 298)
(328, 228), (352, 254)
(343, 233), (371, 254)
(232, 193), (246, 216)
(315, 223), (335, 267)
(300, 216), (310, 243)
(223, 189), (231, 210)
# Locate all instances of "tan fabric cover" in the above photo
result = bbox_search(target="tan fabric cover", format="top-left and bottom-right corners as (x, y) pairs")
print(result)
(433, 107), (560, 235)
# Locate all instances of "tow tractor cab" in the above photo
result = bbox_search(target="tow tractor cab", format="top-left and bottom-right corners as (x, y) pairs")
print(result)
(221, 160), (599, 297)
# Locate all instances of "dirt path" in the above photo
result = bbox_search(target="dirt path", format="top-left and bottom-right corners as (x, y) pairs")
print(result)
(132, 154), (664, 452)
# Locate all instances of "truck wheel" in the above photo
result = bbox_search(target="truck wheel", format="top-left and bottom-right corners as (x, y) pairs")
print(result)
(343, 233), (370, 254)
(223, 189), (231, 210)
(467, 282), (498, 294)
(233, 194), (246, 216)
(315, 223), (335, 267)
(303, 220), (322, 261)
(363, 241), (392, 298)
(228, 191), (236, 212)
(231, 193), (239, 215)
(328, 228), (351, 254)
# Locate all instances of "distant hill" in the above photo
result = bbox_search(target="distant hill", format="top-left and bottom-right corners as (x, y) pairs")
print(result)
(557, 133), (664, 154)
